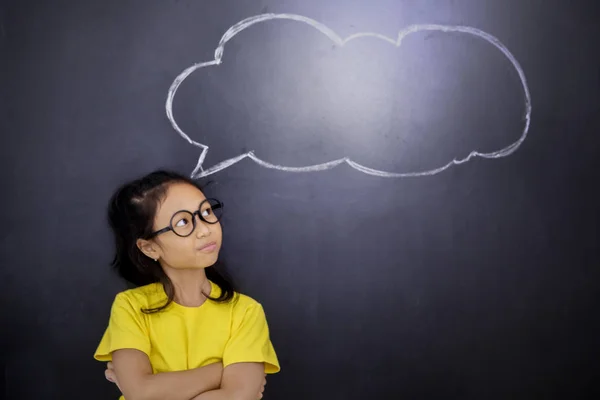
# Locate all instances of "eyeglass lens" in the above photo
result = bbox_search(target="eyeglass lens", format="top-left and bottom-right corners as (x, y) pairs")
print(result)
(170, 199), (223, 237)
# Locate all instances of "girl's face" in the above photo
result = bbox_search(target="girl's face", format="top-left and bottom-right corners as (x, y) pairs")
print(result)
(142, 182), (222, 270)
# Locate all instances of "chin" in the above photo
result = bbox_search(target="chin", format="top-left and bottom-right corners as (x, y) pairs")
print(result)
(200, 254), (220, 269)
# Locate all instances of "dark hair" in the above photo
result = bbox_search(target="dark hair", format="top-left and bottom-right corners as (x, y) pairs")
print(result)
(107, 169), (236, 313)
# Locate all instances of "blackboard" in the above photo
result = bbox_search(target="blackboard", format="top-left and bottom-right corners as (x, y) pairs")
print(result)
(2, 0), (600, 399)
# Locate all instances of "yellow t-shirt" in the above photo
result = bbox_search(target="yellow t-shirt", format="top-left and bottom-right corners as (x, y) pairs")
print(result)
(94, 280), (280, 399)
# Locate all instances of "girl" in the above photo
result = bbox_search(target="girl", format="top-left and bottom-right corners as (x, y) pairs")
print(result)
(94, 170), (280, 400)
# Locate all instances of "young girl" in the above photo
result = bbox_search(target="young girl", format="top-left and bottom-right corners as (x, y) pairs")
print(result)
(94, 170), (280, 400)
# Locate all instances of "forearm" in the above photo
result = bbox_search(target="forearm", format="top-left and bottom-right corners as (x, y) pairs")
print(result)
(190, 362), (265, 400)
(136, 363), (222, 400)
(191, 388), (244, 400)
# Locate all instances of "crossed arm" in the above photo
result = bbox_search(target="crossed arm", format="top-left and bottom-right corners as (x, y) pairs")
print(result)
(109, 349), (266, 400)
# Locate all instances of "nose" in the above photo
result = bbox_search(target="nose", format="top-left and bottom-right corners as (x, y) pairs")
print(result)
(195, 213), (211, 238)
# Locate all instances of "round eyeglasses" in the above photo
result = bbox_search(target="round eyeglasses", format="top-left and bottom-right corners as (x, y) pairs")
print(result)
(146, 198), (223, 239)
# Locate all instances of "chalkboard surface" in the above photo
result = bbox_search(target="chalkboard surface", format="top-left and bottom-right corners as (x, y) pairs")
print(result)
(2, 0), (600, 399)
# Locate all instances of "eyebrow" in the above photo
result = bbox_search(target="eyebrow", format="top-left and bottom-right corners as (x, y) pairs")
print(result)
(167, 198), (208, 213)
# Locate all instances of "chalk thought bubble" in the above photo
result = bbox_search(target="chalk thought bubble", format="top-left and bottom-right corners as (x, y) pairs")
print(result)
(166, 13), (532, 178)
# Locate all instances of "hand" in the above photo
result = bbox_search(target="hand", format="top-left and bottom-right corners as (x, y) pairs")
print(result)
(258, 373), (267, 399)
(105, 361), (122, 392)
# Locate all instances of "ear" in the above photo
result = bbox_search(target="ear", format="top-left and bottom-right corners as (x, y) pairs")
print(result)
(136, 238), (160, 261)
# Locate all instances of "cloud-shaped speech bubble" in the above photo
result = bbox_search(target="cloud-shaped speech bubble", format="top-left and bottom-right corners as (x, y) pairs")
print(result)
(165, 13), (531, 179)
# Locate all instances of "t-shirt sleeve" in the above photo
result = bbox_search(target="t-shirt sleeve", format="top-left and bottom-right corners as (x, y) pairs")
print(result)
(93, 292), (151, 362)
(222, 302), (280, 374)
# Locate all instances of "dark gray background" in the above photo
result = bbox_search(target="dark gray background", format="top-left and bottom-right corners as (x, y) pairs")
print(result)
(1, 0), (599, 399)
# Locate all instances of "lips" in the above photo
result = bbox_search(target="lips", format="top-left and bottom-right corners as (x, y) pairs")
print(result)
(196, 241), (218, 252)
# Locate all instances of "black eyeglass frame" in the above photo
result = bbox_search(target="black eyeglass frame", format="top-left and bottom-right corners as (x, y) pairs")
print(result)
(145, 198), (223, 239)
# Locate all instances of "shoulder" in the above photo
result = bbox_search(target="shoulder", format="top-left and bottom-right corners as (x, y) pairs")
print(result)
(112, 283), (165, 311)
(208, 280), (261, 313)
(232, 292), (262, 311)
(228, 292), (269, 327)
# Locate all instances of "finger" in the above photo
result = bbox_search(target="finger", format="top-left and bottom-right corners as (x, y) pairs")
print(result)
(105, 369), (115, 383)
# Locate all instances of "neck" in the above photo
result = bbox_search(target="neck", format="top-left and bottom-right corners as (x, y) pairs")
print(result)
(163, 267), (211, 307)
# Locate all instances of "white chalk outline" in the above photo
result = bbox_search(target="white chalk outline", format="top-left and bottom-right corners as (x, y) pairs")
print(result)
(165, 13), (532, 178)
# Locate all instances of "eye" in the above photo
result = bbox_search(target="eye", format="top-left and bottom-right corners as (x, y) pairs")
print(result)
(175, 217), (190, 227)
(201, 208), (213, 218)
